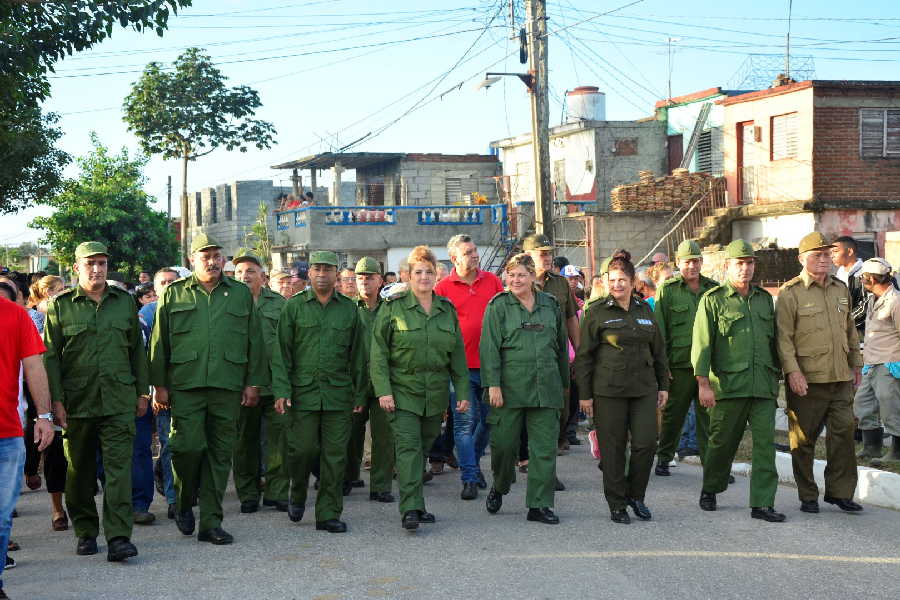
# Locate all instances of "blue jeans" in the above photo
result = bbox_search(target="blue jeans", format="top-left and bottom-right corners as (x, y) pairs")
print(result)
(453, 369), (491, 483)
(132, 410), (154, 511)
(679, 404), (699, 452)
(0, 437), (25, 590)
(156, 409), (176, 505)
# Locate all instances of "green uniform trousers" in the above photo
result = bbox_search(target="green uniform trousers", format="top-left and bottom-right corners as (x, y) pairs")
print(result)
(233, 395), (289, 504)
(786, 381), (858, 501)
(285, 409), (352, 521)
(345, 399), (395, 493)
(657, 368), (710, 464)
(387, 409), (442, 514)
(489, 406), (559, 508)
(63, 413), (135, 541)
(595, 393), (658, 511)
(170, 387), (240, 532)
(703, 396), (778, 507)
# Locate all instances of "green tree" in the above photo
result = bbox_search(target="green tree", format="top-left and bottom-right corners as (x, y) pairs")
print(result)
(244, 202), (274, 271)
(123, 48), (277, 264)
(30, 134), (177, 280)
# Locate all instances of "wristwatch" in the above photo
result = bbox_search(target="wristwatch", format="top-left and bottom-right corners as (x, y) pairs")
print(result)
(37, 413), (53, 421)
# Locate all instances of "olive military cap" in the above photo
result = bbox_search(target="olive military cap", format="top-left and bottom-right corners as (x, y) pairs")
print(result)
(269, 269), (290, 281)
(75, 241), (109, 258)
(309, 250), (339, 266)
(232, 249), (264, 269)
(798, 232), (834, 254)
(725, 239), (755, 259)
(190, 233), (222, 254)
(521, 233), (553, 252)
(676, 240), (702, 260)
(355, 256), (382, 275)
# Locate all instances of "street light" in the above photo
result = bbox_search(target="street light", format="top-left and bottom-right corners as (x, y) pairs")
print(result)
(476, 72), (535, 92)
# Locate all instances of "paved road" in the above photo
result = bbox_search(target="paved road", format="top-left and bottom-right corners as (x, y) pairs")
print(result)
(6, 443), (900, 600)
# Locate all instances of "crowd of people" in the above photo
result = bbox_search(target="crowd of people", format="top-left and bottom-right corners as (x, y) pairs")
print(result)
(2, 228), (899, 599)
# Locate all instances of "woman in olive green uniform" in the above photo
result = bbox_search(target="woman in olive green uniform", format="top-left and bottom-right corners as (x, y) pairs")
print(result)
(480, 254), (569, 524)
(370, 246), (470, 531)
(574, 257), (669, 524)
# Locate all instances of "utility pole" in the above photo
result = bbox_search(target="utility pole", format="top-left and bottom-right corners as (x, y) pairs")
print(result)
(526, 0), (552, 240)
(166, 175), (172, 219)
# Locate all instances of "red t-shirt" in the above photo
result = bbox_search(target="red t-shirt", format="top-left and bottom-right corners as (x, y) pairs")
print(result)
(434, 269), (504, 369)
(0, 297), (46, 438)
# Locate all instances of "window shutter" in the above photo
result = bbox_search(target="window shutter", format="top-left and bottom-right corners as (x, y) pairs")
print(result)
(445, 178), (462, 203)
(696, 129), (712, 173)
(886, 109), (900, 156)
(771, 113), (798, 160)
(860, 109), (885, 158)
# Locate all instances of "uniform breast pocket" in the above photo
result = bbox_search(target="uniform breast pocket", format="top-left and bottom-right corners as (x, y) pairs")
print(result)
(434, 321), (457, 352)
(227, 304), (250, 335)
(62, 322), (90, 352)
(718, 312), (745, 337)
(392, 318), (422, 348)
(109, 319), (132, 351)
(331, 320), (353, 347)
(601, 321), (627, 348)
(670, 304), (690, 325)
(169, 303), (196, 334)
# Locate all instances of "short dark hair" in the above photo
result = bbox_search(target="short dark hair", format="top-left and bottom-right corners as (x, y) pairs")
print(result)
(834, 236), (858, 253)
(607, 257), (636, 280)
(552, 256), (570, 270)
(384, 271), (396, 278)
(0, 282), (17, 301)
(611, 248), (632, 262)
(862, 272), (889, 286)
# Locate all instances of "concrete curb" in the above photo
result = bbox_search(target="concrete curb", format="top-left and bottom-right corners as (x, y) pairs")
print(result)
(681, 453), (900, 511)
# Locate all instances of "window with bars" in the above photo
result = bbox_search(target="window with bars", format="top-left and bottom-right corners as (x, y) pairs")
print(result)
(771, 112), (799, 161)
(860, 108), (900, 158)
(210, 189), (218, 224)
(195, 191), (202, 226)
(445, 178), (462, 203)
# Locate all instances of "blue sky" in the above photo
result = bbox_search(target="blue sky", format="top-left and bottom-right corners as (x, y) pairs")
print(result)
(7, 0), (900, 244)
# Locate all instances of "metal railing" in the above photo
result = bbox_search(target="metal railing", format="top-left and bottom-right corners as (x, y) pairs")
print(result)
(274, 204), (508, 231)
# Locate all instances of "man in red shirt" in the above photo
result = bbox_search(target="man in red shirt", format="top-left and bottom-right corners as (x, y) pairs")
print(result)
(434, 234), (504, 500)
(0, 294), (54, 599)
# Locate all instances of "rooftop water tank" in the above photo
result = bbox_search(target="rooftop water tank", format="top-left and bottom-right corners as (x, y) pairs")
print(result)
(565, 86), (606, 123)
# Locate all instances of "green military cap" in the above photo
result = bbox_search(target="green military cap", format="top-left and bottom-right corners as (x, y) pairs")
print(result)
(232, 248), (264, 269)
(309, 250), (339, 266)
(798, 232), (834, 254)
(521, 233), (553, 252)
(74, 241), (109, 258)
(355, 256), (382, 275)
(725, 239), (755, 259)
(676, 239), (702, 260)
(190, 232), (222, 254)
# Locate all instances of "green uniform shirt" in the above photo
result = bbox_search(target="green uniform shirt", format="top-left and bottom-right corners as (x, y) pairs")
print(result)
(574, 296), (669, 399)
(536, 271), (577, 320)
(691, 282), (780, 400)
(654, 273), (719, 369)
(255, 287), (286, 397)
(356, 297), (382, 399)
(270, 289), (365, 410)
(370, 290), (469, 417)
(149, 274), (267, 392)
(479, 291), (570, 408)
(43, 284), (148, 418)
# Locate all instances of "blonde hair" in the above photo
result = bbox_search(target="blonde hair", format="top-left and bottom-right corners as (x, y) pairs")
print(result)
(407, 245), (437, 270)
(646, 262), (673, 287)
(504, 253), (536, 276)
(28, 275), (64, 308)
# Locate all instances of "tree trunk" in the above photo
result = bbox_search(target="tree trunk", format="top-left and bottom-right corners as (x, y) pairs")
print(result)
(181, 151), (189, 267)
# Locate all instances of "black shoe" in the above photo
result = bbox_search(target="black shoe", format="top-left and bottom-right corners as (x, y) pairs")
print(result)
(198, 527), (234, 544)
(800, 500), (820, 513)
(419, 511), (435, 524)
(527, 507), (560, 525)
(627, 498), (652, 521)
(699, 491), (716, 511)
(402, 510), (420, 530)
(677, 447), (699, 457)
(554, 477), (566, 491)
(262, 498), (289, 512)
(342, 481), (353, 496)
(486, 487), (504, 514)
(655, 462), (671, 476)
(349, 479), (365, 488)
(728, 474), (736, 484)
(824, 496), (864, 512)
(106, 537), (138, 562)
(597, 460), (603, 471)
(369, 491), (395, 503)
(240, 500), (259, 514)
(568, 437), (582, 446)
(476, 471), (488, 489)
(315, 519), (347, 533)
(313, 478), (319, 490)
(154, 459), (164, 495)
(76, 536), (98, 556)
(610, 509), (631, 524)
(422, 470), (434, 483)
(288, 504), (304, 523)
(751, 507), (786, 522)
(175, 509), (195, 535)
(4, 555), (14, 569)
(461, 482), (478, 500)
(133, 510), (156, 525)
(166, 503), (176, 520)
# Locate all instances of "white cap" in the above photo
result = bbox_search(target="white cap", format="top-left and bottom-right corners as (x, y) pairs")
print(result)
(861, 257), (891, 276)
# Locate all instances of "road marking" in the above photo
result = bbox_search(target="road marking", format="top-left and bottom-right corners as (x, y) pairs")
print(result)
(503, 551), (900, 564)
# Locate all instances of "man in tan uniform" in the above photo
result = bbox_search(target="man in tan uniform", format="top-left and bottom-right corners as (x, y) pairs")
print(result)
(776, 232), (863, 514)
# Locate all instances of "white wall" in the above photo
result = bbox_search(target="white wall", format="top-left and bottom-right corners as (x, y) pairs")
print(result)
(731, 212), (816, 248)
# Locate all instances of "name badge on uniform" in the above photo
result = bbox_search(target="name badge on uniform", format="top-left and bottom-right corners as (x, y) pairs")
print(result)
(604, 318), (623, 324)
(636, 318), (653, 326)
(521, 322), (544, 331)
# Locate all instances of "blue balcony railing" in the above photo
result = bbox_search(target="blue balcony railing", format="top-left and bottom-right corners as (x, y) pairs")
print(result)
(275, 204), (508, 235)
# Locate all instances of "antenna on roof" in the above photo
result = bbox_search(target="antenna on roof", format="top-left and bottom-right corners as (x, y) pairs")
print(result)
(784, 0), (793, 79)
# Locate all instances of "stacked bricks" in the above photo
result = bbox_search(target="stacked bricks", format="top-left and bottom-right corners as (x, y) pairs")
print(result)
(611, 169), (721, 212)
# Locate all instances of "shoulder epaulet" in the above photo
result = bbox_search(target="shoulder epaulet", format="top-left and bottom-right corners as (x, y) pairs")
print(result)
(169, 277), (189, 288)
(660, 273), (683, 287)
(830, 274), (847, 287)
(55, 287), (76, 299)
(536, 289), (560, 306)
(701, 284), (725, 298)
(753, 284), (773, 296)
(781, 276), (803, 290)
(487, 290), (510, 305)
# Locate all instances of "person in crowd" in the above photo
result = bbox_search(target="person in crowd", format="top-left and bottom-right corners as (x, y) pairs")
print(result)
(831, 236), (867, 338)
(436, 263), (449, 282)
(654, 241), (719, 476)
(131, 280), (158, 527)
(635, 271), (656, 308)
(397, 260), (411, 283)
(133, 283), (156, 310)
(481, 253), (568, 524)
(338, 267), (357, 299)
(150, 233), (266, 545)
(434, 234), (503, 500)
(290, 265), (308, 294)
(552, 256), (569, 276)
(272, 251), (364, 534)
(647, 262), (674, 290)
(345, 257), (396, 502)
(43, 242), (148, 560)
(693, 240), (784, 523)
(584, 274), (607, 312)
(576, 256), (668, 524)
(651, 252), (669, 266)
(561, 265), (585, 304)
(777, 232), (863, 514)
(370, 246), (469, 531)
(855, 258), (900, 464)
(270, 270), (295, 299)
(232, 251), (289, 513)
(384, 271), (398, 285)
(138, 271), (151, 285)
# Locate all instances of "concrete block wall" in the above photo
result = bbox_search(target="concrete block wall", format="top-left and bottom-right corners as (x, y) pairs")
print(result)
(591, 211), (675, 266)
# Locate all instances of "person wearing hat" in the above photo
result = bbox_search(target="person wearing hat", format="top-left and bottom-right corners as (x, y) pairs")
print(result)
(776, 232), (863, 514)
(149, 232), (267, 545)
(653, 239), (719, 476)
(855, 257), (900, 465)
(231, 250), (290, 513)
(692, 239), (785, 522)
(269, 270), (294, 299)
(344, 256), (396, 502)
(271, 250), (365, 533)
(42, 241), (148, 561)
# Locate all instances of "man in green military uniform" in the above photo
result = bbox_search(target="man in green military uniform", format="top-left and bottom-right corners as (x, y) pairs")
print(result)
(231, 250), (289, 513)
(43, 241), (148, 561)
(149, 233), (267, 545)
(345, 257), (395, 502)
(272, 250), (364, 533)
(776, 232), (863, 514)
(654, 240), (719, 475)
(692, 239), (785, 522)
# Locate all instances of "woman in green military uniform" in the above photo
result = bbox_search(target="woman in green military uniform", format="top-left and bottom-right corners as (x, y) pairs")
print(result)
(370, 246), (470, 531)
(480, 253), (569, 524)
(574, 257), (669, 524)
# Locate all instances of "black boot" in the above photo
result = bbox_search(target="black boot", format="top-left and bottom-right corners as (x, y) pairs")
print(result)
(872, 435), (900, 466)
(857, 428), (884, 460)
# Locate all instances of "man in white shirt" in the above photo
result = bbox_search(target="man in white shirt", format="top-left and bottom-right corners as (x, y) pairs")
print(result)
(831, 236), (867, 336)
